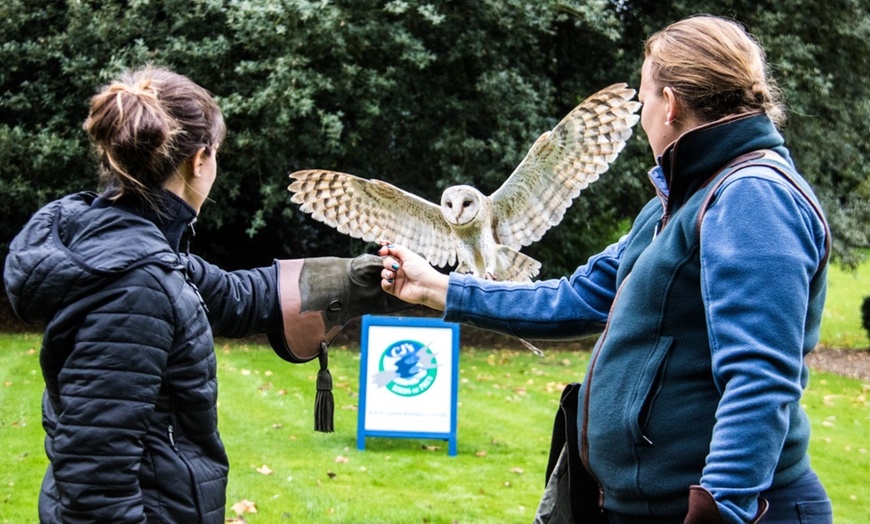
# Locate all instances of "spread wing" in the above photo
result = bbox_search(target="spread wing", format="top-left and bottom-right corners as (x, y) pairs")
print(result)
(489, 83), (641, 249)
(288, 169), (460, 268)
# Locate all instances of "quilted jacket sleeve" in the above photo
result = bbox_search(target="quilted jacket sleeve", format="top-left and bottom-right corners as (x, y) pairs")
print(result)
(182, 255), (281, 338)
(50, 270), (173, 523)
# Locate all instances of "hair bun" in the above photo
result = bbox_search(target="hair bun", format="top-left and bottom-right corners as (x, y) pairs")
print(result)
(107, 79), (158, 101)
(83, 67), (225, 202)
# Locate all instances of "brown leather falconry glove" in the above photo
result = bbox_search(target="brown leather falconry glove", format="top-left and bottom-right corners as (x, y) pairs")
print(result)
(267, 254), (414, 363)
(267, 254), (415, 432)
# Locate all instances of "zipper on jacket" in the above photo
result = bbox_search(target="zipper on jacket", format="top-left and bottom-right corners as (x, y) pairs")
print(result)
(168, 424), (178, 451)
(652, 214), (669, 240)
(580, 273), (632, 511)
(180, 217), (210, 313)
(650, 169), (670, 241)
(183, 270), (210, 314)
(167, 417), (206, 518)
(184, 218), (197, 257)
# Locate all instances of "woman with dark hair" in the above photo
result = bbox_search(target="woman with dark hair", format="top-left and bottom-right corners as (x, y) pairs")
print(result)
(379, 15), (833, 524)
(4, 66), (405, 523)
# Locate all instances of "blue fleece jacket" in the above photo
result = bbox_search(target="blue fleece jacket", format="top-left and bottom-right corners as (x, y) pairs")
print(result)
(443, 114), (829, 523)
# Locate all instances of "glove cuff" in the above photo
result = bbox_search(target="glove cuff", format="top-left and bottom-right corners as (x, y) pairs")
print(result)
(267, 259), (343, 363)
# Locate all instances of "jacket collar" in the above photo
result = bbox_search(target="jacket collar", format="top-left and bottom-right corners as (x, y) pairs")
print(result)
(93, 188), (197, 254)
(653, 112), (790, 215)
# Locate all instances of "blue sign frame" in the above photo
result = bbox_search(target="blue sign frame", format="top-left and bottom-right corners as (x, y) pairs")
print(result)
(357, 315), (460, 456)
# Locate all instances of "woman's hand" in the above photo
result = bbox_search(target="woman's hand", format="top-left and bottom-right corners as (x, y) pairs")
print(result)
(378, 243), (449, 311)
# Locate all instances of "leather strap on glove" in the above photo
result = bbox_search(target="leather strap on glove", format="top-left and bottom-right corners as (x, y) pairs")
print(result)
(267, 254), (414, 432)
(685, 486), (768, 524)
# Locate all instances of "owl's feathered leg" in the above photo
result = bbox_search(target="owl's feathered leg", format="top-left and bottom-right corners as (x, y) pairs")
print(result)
(494, 245), (542, 282)
(455, 260), (480, 278)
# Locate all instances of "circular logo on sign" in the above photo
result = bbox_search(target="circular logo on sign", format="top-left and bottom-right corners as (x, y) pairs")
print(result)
(376, 339), (437, 397)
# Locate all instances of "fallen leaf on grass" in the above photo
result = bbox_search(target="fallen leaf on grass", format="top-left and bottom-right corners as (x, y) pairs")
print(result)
(510, 467), (524, 475)
(335, 455), (349, 463)
(326, 470), (337, 479)
(230, 499), (257, 516)
(256, 465), (273, 475)
(475, 450), (488, 457)
(422, 445), (441, 451)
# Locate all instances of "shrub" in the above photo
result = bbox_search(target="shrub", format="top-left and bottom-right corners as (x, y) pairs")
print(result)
(862, 296), (870, 341)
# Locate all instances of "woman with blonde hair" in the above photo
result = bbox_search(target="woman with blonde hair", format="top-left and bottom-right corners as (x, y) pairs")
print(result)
(379, 15), (833, 523)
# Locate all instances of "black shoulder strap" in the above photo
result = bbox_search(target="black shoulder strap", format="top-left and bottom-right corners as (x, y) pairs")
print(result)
(695, 150), (831, 272)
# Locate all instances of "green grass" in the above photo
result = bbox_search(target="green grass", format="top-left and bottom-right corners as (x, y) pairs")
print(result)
(1, 258), (868, 522)
(822, 258), (870, 349)
(1, 334), (868, 523)
(213, 340), (581, 523)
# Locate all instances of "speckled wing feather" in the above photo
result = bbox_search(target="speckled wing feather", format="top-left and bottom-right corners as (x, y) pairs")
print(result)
(288, 170), (459, 268)
(489, 83), (641, 249)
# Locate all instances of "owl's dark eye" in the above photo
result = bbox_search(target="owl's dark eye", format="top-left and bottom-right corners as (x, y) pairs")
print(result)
(446, 202), (453, 208)
(463, 200), (472, 208)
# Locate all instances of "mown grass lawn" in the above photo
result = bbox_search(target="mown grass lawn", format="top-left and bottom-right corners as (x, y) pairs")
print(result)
(1, 255), (868, 523)
(1, 333), (868, 523)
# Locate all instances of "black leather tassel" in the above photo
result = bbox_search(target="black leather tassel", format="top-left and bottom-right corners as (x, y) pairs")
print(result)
(314, 341), (334, 433)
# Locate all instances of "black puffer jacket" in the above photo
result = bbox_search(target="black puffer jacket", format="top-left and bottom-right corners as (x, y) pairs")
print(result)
(4, 190), (280, 523)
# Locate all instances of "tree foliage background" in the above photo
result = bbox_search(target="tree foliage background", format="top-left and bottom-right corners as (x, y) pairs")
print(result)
(1, 0), (868, 292)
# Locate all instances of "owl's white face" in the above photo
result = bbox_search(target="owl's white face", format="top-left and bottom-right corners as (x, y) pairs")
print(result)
(440, 185), (482, 227)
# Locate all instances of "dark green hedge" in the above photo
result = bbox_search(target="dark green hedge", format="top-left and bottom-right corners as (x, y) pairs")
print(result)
(2, 1), (868, 276)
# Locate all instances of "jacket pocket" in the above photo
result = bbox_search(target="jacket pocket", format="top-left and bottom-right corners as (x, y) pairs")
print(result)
(627, 336), (673, 446)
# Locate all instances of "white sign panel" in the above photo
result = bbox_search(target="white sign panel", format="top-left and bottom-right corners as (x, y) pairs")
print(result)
(357, 315), (459, 455)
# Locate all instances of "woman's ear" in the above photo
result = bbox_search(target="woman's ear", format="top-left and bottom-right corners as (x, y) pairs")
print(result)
(662, 86), (681, 126)
(190, 147), (208, 178)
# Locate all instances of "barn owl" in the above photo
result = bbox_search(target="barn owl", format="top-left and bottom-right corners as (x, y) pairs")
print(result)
(288, 83), (641, 282)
